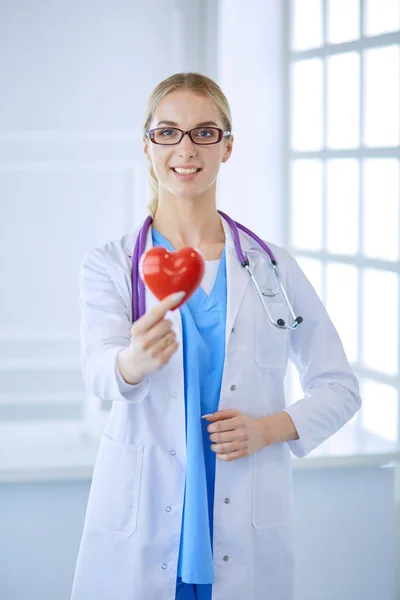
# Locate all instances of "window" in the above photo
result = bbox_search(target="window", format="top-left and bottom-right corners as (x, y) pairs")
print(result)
(285, 0), (400, 445)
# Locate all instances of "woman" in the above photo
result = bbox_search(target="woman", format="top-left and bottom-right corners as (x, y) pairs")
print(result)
(71, 73), (361, 600)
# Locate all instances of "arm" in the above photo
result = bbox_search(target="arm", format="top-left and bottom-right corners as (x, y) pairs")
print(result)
(79, 248), (149, 403)
(282, 252), (362, 458)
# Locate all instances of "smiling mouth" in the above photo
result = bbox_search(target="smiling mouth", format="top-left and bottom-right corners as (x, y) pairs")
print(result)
(172, 167), (202, 174)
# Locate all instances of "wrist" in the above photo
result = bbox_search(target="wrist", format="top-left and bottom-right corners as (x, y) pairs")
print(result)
(260, 411), (299, 447)
(117, 349), (144, 385)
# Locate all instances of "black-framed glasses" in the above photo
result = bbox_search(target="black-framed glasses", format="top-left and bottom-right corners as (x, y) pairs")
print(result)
(145, 126), (231, 145)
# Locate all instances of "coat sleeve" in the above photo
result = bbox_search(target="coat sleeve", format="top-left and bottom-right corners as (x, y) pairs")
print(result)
(282, 252), (362, 458)
(79, 247), (150, 403)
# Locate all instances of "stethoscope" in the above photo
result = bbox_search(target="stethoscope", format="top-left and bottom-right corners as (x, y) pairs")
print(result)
(131, 210), (303, 330)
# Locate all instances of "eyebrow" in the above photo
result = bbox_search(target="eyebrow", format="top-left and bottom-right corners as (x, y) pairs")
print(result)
(156, 120), (220, 128)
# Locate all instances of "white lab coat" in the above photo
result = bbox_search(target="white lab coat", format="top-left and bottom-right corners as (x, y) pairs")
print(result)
(71, 215), (361, 600)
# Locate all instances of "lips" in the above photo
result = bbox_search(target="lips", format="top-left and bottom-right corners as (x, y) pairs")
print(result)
(171, 167), (202, 173)
(170, 167), (203, 181)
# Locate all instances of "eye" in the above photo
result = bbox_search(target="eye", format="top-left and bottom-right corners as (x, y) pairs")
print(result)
(195, 128), (214, 138)
(159, 128), (178, 137)
(193, 128), (219, 143)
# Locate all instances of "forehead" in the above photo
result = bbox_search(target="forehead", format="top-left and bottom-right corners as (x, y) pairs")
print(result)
(152, 89), (222, 127)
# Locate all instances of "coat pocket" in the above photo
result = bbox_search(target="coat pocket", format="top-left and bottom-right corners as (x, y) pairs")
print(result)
(252, 444), (293, 529)
(253, 297), (290, 369)
(85, 433), (144, 537)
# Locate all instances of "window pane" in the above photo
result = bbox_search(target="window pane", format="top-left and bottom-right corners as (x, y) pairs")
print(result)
(362, 269), (399, 375)
(360, 379), (398, 443)
(327, 52), (360, 148)
(291, 59), (323, 151)
(327, 0), (360, 44)
(326, 263), (359, 363)
(296, 257), (324, 300)
(363, 159), (399, 262)
(364, 0), (400, 36)
(291, 0), (323, 50)
(290, 160), (323, 250)
(326, 159), (359, 255)
(364, 45), (400, 147)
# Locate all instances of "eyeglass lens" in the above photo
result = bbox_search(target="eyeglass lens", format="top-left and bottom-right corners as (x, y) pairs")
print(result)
(152, 127), (221, 145)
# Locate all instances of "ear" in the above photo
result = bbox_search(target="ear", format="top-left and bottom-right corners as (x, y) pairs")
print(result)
(221, 135), (234, 164)
(144, 142), (154, 168)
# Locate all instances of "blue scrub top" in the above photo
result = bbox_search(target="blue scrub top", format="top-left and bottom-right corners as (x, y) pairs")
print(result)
(152, 228), (227, 584)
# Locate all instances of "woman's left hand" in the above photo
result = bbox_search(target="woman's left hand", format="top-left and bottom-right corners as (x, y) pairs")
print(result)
(204, 409), (272, 461)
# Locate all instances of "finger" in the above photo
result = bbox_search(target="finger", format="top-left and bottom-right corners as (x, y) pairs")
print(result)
(211, 440), (247, 454)
(216, 449), (247, 461)
(207, 416), (240, 433)
(209, 429), (245, 443)
(202, 409), (240, 422)
(153, 338), (179, 366)
(140, 319), (173, 350)
(148, 331), (177, 357)
(132, 291), (185, 335)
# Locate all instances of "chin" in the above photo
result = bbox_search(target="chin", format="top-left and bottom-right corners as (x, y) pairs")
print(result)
(164, 182), (209, 200)
(177, 188), (209, 200)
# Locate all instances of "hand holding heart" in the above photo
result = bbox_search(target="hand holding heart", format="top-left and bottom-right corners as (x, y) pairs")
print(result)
(116, 291), (185, 385)
(117, 245), (205, 385)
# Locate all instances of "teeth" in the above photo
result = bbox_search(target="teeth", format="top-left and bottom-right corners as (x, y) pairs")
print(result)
(174, 168), (199, 174)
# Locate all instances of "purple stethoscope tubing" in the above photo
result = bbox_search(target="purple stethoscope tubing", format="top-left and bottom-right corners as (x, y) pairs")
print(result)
(131, 210), (303, 329)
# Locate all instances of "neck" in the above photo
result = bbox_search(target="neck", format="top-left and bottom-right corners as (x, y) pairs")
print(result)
(151, 190), (225, 249)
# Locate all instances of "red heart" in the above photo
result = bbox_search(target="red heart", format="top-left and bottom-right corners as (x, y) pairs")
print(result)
(139, 246), (205, 308)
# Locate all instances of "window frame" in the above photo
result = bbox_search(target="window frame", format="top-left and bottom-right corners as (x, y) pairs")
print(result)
(283, 0), (400, 443)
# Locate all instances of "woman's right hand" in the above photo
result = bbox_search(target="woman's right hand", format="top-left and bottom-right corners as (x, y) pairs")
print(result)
(116, 291), (185, 385)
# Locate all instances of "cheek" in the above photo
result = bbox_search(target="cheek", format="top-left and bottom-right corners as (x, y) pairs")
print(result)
(203, 148), (224, 172)
(150, 149), (172, 176)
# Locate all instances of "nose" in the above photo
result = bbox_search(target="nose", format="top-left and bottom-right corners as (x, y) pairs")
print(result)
(177, 132), (197, 156)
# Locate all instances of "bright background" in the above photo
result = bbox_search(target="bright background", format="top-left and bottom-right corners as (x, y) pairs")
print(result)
(0, 1), (399, 599)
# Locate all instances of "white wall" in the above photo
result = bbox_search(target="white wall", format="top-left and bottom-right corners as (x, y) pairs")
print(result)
(0, 0), (211, 431)
(217, 0), (284, 246)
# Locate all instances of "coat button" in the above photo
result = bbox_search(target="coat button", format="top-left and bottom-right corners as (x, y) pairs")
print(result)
(224, 498), (230, 504)
(165, 506), (172, 512)
(230, 385), (236, 391)
(231, 327), (236, 333)
(170, 449), (176, 456)
(161, 563), (167, 570)
(223, 555), (229, 561)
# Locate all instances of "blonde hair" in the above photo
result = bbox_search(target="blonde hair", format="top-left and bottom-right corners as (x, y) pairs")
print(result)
(142, 72), (233, 217)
